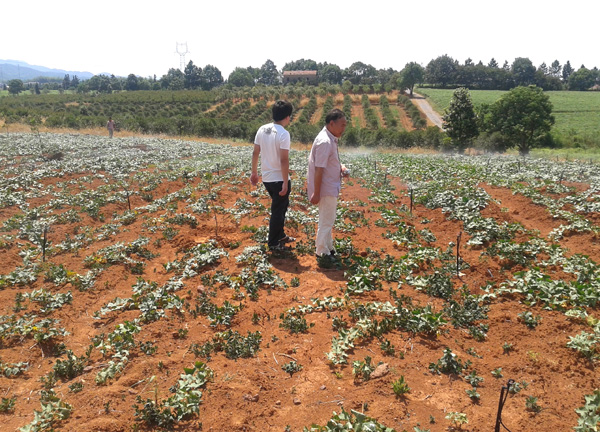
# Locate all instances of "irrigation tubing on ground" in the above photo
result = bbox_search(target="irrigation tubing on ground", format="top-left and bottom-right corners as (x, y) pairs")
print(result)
(495, 379), (515, 432)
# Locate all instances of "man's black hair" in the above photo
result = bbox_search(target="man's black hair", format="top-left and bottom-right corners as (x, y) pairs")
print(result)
(272, 100), (293, 122)
(325, 108), (346, 124)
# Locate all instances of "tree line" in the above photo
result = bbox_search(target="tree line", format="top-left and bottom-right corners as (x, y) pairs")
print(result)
(4, 55), (599, 96)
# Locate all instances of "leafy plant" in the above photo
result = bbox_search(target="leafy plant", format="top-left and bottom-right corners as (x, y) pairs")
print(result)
(466, 387), (480, 401)
(19, 397), (72, 432)
(133, 362), (212, 428)
(502, 342), (514, 354)
(53, 350), (87, 381)
(280, 313), (312, 334)
(212, 330), (262, 360)
(0, 361), (29, 378)
(567, 331), (600, 360)
(391, 376), (410, 396)
(464, 370), (484, 387)
(352, 356), (376, 382)
(445, 412), (468, 429)
(525, 395), (542, 413)
(303, 408), (395, 431)
(574, 389), (600, 432)
(282, 361), (303, 377)
(518, 311), (541, 329)
(429, 348), (471, 376)
(0, 396), (16, 413)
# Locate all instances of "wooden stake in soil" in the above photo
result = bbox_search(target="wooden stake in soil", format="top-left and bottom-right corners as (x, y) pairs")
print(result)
(456, 231), (462, 276)
(409, 187), (413, 215)
(42, 225), (49, 263)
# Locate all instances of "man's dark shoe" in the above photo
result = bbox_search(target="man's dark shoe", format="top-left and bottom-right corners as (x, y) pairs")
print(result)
(270, 243), (291, 252)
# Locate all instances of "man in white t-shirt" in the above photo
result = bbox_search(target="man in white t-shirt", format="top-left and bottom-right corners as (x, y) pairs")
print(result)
(250, 100), (294, 250)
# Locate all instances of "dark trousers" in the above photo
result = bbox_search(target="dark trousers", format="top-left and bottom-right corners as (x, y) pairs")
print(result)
(263, 180), (291, 247)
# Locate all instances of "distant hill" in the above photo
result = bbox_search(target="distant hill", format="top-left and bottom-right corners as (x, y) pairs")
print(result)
(0, 60), (96, 83)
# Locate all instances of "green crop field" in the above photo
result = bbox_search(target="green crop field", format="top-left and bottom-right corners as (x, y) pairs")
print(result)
(416, 88), (600, 138)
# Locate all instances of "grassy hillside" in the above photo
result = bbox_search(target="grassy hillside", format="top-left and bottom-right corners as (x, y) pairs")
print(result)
(416, 88), (600, 138)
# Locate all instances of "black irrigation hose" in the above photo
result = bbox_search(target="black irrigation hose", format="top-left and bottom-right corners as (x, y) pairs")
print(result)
(495, 379), (515, 432)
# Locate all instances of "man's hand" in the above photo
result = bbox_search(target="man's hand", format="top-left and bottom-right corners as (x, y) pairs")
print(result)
(310, 192), (320, 205)
(341, 164), (350, 177)
(279, 181), (288, 196)
(250, 172), (259, 186)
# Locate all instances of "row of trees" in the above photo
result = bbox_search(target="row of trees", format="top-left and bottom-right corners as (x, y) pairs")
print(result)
(136, 57), (600, 93)
(423, 55), (599, 91)
(443, 86), (555, 155)
(4, 56), (599, 96)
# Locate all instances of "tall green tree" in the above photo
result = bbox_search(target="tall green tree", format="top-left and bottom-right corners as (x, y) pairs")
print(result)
(568, 67), (598, 90)
(549, 60), (562, 78)
(425, 54), (457, 88)
(184, 61), (202, 89)
(160, 68), (184, 90)
(201, 65), (223, 90)
(126, 74), (139, 91)
(442, 87), (479, 152)
(320, 64), (343, 84)
(398, 62), (424, 95)
(511, 57), (536, 86)
(62, 74), (71, 90)
(488, 85), (554, 155)
(344, 62), (377, 85)
(562, 61), (574, 82)
(88, 75), (112, 93)
(282, 58), (318, 71)
(228, 67), (255, 87)
(7, 79), (24, 95)
(258, 59), (279, 85)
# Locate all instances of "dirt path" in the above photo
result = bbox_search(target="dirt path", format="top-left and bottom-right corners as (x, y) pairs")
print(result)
(412, 92), (444, 129)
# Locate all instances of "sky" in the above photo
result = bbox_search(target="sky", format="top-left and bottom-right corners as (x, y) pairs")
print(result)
(1, 0), (596, 79)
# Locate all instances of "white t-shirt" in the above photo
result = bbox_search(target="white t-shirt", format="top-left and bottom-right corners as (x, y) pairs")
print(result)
(254, 123), (290, 183)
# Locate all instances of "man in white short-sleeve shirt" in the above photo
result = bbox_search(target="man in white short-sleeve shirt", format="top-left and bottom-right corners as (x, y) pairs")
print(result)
(307, 109), (348, 258)
(251, 100), (295, 250)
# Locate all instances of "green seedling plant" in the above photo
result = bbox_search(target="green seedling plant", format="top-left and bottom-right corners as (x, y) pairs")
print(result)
(466, 387), (480, 401)
(574, 389), (600, 432)
(464, 370), (484, 387)
(280, 313), (313, 334)
(391, 376), (410, 397)
(352, 356), (376, 382)
(303, 408), (395, 431)
(0, 396), (16, 413)
(445, 412), (468, 429)
(133, 362), (212, 429)
(525, 395), (542, 413)
(518, 311), (542, 329)
(282, 361), (303, 377)
(429, 348), (471, 376)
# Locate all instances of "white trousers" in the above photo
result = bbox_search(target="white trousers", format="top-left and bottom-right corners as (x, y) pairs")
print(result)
(316, 195), (338, 256)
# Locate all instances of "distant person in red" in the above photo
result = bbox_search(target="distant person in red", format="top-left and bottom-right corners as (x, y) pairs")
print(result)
(107, 117), (115, 138)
